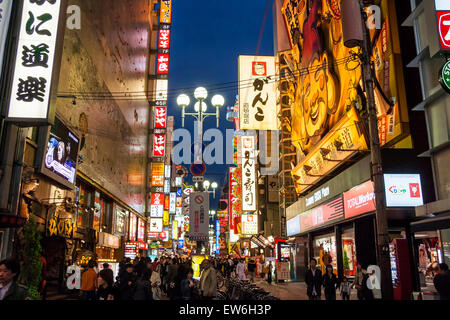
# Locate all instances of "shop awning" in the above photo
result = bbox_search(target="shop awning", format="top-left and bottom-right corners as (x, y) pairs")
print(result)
(411, 213), (450, 232)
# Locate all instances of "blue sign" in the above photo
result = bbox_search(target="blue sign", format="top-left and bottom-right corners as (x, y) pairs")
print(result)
(178, 239), (184, 248)
(215, 220), (220, 255)
(176, 187), (182, 197)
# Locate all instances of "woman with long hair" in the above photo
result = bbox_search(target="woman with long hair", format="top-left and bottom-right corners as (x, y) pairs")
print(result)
(322, 264), (338, 300)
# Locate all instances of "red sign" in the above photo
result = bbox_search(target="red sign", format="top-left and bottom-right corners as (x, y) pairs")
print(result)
(437, 11), (450, 50)
(158, 29), (171, 49)
(229, 167), (241, 233)
(148, 232), (158, 239)
(164, 195), (170, 210)
(300, 197), (344, 232)
(343, 180), (376, 219)
(151, 193), (164, 205)
(154, 106), (167, 128)
(409, 183), (421, 198)
(138, 242), (148, 250)
(153, 134), (166, 157)
(137, 219), (145, 242)
(157, 54), (169, 74)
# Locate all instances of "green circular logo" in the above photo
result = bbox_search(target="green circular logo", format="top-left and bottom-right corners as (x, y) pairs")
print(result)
(440, 60), (450, 94)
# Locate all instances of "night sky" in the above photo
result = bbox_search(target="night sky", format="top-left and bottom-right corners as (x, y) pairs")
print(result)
(168, 0), (275, 209)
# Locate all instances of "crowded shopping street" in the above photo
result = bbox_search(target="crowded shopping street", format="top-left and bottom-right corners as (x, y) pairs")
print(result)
(1, 0), (450, 310)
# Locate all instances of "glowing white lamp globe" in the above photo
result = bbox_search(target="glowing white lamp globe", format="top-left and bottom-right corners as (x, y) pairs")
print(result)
(194, 87), (208, 100)
(177, 94), (190, 107)
(203, 180), (210, 189)
(211, 182), (218, 189)
(211, 94), (225, 107)
(194, 101), (207, 112)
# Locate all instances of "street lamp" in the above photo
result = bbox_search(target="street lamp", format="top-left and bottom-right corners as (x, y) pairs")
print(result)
(177, 88), (224, 164)
(202, 180), (218, 198)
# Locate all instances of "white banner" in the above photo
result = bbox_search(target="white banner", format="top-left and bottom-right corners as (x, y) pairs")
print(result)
(241, 214), (258, 235)
(238, 55), (278, 130)
(241, 136), (257, 211)
(188, 192), (209, 241)
(0, 0), (13, 80)
(169, 192), (176, 214)
(8, 0), (64, 122)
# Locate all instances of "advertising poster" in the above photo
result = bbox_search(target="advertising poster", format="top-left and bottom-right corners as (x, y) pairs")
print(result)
(299, 197), (344, 233)
(188, 192), (209, 241)
(43, 117), (79, 185)
(114, 206), (127, 236)
(241, 136), (257, 212)
(93, 191), (101, 231)
(129, 213), (137, 242)
(241, 214), (258, 235)
(238, 55), (278, 130)
(191, 255), (207, 280)
(343, 180), (376, 219)
(384, 174), (423, 207)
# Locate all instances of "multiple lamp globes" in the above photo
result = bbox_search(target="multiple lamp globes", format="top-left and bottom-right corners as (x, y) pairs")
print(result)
(177, 87), (225, 114)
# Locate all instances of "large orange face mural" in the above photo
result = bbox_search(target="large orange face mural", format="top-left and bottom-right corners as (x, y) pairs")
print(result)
(280, 0), (410, 193)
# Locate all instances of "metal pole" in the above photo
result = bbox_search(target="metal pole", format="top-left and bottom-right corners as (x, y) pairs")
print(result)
(181, 106), (185, 127)
(359, 0), (393, 300)
(195, 99), (203, 164)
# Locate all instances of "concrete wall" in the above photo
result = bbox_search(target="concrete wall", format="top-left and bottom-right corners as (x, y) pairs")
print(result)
(54, 0), (156, 213)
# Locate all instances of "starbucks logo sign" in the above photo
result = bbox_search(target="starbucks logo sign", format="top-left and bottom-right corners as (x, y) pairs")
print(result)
(440, 60), (450, 94)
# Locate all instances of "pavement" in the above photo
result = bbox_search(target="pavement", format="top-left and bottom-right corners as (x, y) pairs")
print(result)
(252, 278), (359, 300)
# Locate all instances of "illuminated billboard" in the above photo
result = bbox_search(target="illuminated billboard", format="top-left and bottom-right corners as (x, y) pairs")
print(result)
(280, 0), (410, 194)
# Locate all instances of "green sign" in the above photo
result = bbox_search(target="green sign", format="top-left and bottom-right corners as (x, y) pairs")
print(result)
(440, 60), (450, 94)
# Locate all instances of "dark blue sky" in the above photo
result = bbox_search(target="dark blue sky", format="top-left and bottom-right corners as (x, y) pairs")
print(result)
(168, 0), (274, 209)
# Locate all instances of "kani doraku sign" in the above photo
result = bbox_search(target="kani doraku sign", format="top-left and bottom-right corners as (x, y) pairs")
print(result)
(7, 0), (66, 125)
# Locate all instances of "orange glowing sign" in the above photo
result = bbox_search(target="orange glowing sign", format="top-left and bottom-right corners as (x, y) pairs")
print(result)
(151, 163), (164, 187)
(160, 0), (172, 24)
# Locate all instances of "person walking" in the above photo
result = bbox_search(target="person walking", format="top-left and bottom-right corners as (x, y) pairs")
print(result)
(180, 268), (198, 300)
(256, 259), (262, 279)
(360, 265), (374, 300)
(267, 262), (273, 284)
(305, 258), (322, 300)
(102, 263), (114, 284)
(0, 258), (30, 300)
(353, 263), (364, 300)
(247, 259), (256, 283)
(199, 260), (217, 300)
(150, 264), (162, 300)
(166, 258), (179, 300)
(133, 269), (153, 300)
(119, 263), (137, 300)
(339, 276), (351, 300)
(322, 265), (338, 300)
(434, 263), (450, 300)
(236, 259), (246, 281)
(81, 260), (98, 301)
(97, 269), (116, 300)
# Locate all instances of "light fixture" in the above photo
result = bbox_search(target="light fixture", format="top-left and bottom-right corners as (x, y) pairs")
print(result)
(194, 87), (208, 100)
(210, 210), (216, 216)
(203, 180), (210, 189)
(177, 94), (190, 107)
(194, 101), (207, 112)
(211, 182), (218, 189)
(211, 94), (225, 107)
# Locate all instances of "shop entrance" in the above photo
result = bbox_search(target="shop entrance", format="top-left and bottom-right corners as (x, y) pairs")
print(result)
(42, 237), (67, 291)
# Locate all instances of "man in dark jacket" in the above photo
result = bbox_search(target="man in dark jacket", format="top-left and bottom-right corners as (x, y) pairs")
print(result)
(305, 258), (322, 300)
(434, 263), (450, 300)
(119, 264), (137, 300)
(0, 258), (30, 300)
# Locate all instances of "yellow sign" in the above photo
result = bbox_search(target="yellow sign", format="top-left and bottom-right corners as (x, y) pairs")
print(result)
(280, 0), (410, 193)
(172, 220), (178, 240)
(160, 0), (172, 24)
(151, 163), (165, 187)
(163, 210), (169, 226)
(47, 209), (77, 238)
(292, 107), (367, 193)
(191, 255), (207, 279)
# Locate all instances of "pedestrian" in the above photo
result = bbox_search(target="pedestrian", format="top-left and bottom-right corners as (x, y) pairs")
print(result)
(433, 263), (450, 300)
(360, 265), (374, 300)
(80, 260), (97, 301)
(236, 259), (246, 281)
(0, 258), (30, 300)
(181, 268), (198, 300)
(97, 269), (115, 300)
(305, 258), (322, 300)
(247, 259), (256, 283)
(267, 262), (273, 284)
(353, 263), (364, 300)
(199, 260), (217, 300)
(119, 263), (137, 300)
(39, 255), (47, 300)
(167, 258), (179, 300)
(150, 264), (162, 300)
(133, 268), (153, 300)
(340, 276), (351, 300)
(323, 265), (338, 300)
(256, 259), (262, 279)
(102, 263), (114, 284)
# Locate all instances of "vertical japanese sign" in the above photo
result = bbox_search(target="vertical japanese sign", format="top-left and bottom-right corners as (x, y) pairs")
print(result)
(151, 163), (164, 187)
(150, 193), (164, 218)
(129, 213), (137, 242)
(188, 192), (209, 241)
(153, 133), (166, 157)
(154, 106), (167, 128)
(156, 53), (169, 75)
(7, 0), (66, 124)
(137, 218), (145, 242)
(169, 192), (176, 214)
(158, 27), (171, 50)
(241, 136), (257, 212)
(229, 166), (242, 234)
(160, 0), (172, 24)
(215, 219), (220, 255)
(0, 0), (13, 80)
(238, 55), (278, 130)
(435, 0), (450, 51)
